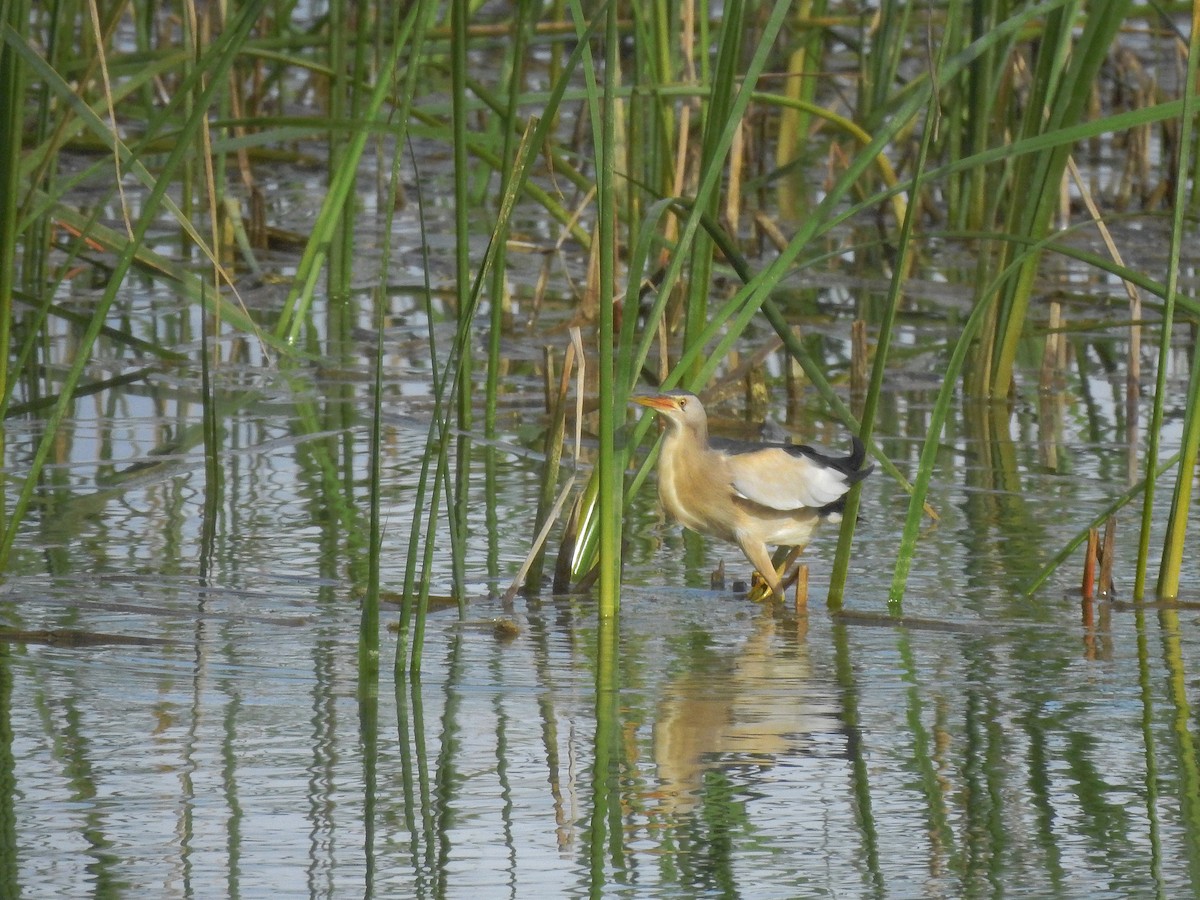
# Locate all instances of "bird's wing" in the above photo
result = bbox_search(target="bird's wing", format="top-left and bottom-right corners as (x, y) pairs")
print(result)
(728, 446), (853, 511)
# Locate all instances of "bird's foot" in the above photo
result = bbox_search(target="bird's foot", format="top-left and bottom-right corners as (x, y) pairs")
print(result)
(746, 549), (804, 603)
(747, 570), (780, 603)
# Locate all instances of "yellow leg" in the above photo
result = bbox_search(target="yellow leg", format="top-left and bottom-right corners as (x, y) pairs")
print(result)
(738, 537), (783, 602)
(745, 545), (804, 603)
(775, 546), (803, 592)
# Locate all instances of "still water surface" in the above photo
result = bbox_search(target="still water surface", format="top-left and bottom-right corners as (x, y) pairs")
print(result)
(7, 253), (1200, 897)
(5, 376), (1200, 896)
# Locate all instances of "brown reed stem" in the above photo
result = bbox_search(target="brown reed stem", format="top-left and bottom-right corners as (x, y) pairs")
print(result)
(1082, 527), (1099, 600)
(794, 563), (809, 612)
(1098, 517), (1116, 599)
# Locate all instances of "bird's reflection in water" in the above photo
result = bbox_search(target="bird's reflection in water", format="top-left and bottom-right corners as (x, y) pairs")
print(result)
(651, 609), (847, 814)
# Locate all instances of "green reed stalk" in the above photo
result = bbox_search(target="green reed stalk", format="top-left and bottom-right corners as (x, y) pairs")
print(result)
(594, 0), (622, 617)
(979, 1), (1078, 397)
(478, 0), (538, 595)
(19, 0), (59, 307)
(185, 0), (224, 580)
(408, 430), (451, 676)
(376, 3), (436, 673)
(326, 0), (361, 308)
(448, 0), (473, 604)
(397, 146), (439, 675)
(274, 0), (425, 345)
(485, 6), (535, 430)
(681, 0), (745, 386)
(363, 6), (437, 673)
(623, 4), (652, 272)
(410, 47), (597, 663)
(561, 0), (611, 595)
(945, 0), (1014, 235)
(828, 21), (948, 611)
(0, 0), (30, 556)
(985, 1), (1131, 399)
(774, 0), (827, 221)
(0, 0), (270, 571)
(936, 2), (972, 229)
(177, 5), (198, 248)
(622, 0), (667, 238)
(334, 12), (371, 590)
(1152, 4), (1200, 600)
(0, 0), (27, 429)
(348, 8), (386, 678)
(857, 0), (912, 129)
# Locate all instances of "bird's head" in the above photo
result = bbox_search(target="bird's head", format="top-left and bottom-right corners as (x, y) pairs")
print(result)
(631, 390), (707, 436)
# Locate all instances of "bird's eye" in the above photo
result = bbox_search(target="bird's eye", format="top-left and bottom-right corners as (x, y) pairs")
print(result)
(679, 398), (687, 410)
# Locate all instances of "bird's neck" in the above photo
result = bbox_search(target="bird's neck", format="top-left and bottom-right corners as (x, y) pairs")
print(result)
(665, 422), (708, 454)
(676, 424), (700, 448)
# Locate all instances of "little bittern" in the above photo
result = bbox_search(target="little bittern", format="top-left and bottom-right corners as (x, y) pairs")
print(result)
(633, 390), (873, 599)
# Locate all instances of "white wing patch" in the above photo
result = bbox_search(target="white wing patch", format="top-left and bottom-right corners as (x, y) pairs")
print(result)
(728, 447), (849, 511)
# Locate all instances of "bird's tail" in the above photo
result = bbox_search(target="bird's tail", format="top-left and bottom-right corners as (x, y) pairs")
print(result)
(814, 436), (873, 520)
(842, 435), (873, 484)
(802, 435), (872, 484)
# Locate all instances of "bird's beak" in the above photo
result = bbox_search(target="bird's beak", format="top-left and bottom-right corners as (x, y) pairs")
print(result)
(631, 394), (674, 412)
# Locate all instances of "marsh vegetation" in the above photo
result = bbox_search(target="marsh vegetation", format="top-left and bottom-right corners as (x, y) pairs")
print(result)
(2, 2), (1200, 894)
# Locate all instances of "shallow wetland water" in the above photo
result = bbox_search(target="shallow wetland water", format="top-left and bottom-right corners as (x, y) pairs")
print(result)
(5, 227), (1200, 896)
(6, 9), (1200, 896)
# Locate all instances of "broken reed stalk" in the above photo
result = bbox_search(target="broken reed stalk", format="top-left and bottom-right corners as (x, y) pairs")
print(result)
(1098, 517), (1116, 599)
(1083, 517), (1118, 600)
(1082, 527), (1099, 600)
(794, 563), (809, 613)
(710, 560), (726, 592)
